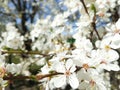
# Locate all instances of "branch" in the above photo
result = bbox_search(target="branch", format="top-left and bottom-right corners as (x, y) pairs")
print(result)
(3, 72), (63, 81)
(80, 0), (89, 16)
(11, 0), (19, 10)
(36, 72), (63, 80)
(91, 21), (101, 40)
(1, 50), (54, 57)
(91, 9), (101, 40)
(3, 75), (31, 80)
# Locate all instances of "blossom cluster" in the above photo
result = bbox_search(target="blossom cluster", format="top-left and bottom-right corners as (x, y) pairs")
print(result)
(0, 0), (120, 90)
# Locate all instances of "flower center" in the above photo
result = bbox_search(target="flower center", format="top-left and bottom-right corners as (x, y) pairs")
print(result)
(100, 60), (107, 64)
(82, 64), (89, 70)
(106, 1), (110, 5)
(114, 29), (120, 34)
(65, 70), (71, 76)
(99, 12), (104, 17)
(105, 45), (110, 51)
(89, 80), (96, 87)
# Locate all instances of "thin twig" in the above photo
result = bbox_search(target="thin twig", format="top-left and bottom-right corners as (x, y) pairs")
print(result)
(36, 72), (63, 80)
(91, 22), (101, 40)
(80, 0), (89, 16)
(91, 11), (101, 40)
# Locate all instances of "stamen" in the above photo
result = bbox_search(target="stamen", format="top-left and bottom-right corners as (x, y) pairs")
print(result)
(65, 70), (71, 76)
(89, 80), (96, 87)
(82, 64), (89, 70)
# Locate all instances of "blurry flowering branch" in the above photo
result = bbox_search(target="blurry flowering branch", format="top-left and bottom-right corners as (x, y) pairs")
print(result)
(0, 0), (120, 90)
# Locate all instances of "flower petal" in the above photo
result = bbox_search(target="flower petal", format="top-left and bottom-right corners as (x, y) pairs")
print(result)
(107, 49), (119, 62)
(53, 75), (66, 88)
(55, 62), (66, 73)
(66, 59), (73, 70)
(105, 64), (120, 71)
(70, 64), (76, 73)
(79, 81), (89, 90)
(68, 73), (79, 89)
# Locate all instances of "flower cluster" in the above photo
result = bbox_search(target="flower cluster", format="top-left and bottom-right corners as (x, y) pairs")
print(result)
(0, 0), (120, 90)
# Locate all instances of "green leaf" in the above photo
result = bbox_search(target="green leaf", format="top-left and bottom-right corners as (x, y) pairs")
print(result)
(67, 38), (76, 44)
(11, 56), (21, 64)
(49, 70), (56, 74)
(2, 46), (12, 51)
(29, 63), (42, 75)
(91, 4), (96, 13)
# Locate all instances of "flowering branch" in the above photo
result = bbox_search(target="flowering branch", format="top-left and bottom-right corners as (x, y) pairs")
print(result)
(3, 66), (82, 81)
(80, 0), (101, 40)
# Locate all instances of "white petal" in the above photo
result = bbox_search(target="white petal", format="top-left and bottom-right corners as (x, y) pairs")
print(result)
(79, 81), (89, 90)
(110, 34), (120, 49)
(77, 69), (91, 81)
(55, 63), (66, 73)
(70, 64), (76, 73)
(53, 75), (66, 88)
(106, 64), (120, 71)
(68, 73), (79, 89)
(66, 59), (73, 70)
(107, 49), (119, 62)
(116, 19), (120, 29)
(100, 38), (111, 49)
(97, 83), (107, 90)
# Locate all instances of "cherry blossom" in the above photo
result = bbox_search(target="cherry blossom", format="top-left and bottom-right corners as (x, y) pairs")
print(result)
(52, 59), (79, 89)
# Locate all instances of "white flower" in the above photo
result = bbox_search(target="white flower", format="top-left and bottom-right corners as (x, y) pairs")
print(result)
(95, 0), (116, 9)
(72, 49), (99, 73)
(106, 19), (120, 35)
(94, 49), (120, 71)
(64, 0), (82, 13)
(51, 14), (66, 27)
(52, 59), (79, 89)
(95, 37), (112, 50)
(41, 64), (52, 74)
(79, 77), (107, 90)
(1, 23), (24, 49)
(73, 36), (93, 51)
(6, 37), (24, 49)
(118, 0), (120, 4)
(78, 69), (107, 90)
(6, 63), (22, 74)
(96, 34), (120, 49)
(110, 34), (120, 49)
